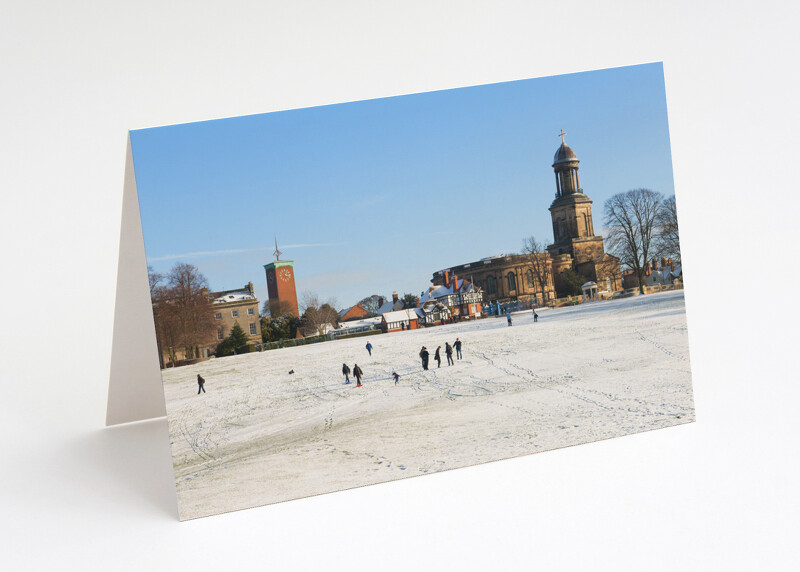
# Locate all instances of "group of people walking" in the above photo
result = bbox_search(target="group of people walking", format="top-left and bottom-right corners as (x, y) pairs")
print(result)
(419, 337), (462, 370)
(341, 362), (364, 387)
(341, 341), (402, 387)
(196, 334), (474, 396)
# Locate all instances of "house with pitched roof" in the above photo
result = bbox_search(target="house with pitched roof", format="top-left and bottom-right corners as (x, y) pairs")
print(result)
(419, 271), (484, 320)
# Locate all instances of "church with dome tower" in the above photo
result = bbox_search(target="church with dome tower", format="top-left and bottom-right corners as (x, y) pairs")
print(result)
(546, 131), (621, 296)
(429, 131), (621, 303)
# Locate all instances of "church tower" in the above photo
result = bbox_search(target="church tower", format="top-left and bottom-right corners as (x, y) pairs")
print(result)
(547, 131), (609, 293)
(263, 237), (299, 317)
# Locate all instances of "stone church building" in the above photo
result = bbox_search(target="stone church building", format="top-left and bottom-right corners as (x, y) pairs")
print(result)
(431, 134), (621, 303)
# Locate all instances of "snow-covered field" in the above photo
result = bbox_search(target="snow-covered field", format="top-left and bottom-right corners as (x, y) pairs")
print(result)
(163, 290), (694, 520)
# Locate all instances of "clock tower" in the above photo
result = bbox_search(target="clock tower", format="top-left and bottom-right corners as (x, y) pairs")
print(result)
(263, 237), (299, 317)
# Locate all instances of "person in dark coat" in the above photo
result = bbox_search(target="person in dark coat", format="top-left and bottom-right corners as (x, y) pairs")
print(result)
(419, 346), (430, 370)
(353, 364), (364, 387)
(434, 346), (442, 368)
(454, 338), (462, 360)
(533, 309), (538, 323)
(507, 312), (513, 327)
(197, 374), (206, 394)
(365, 342), (373, 356)
(392, 371), (400, 385)
(342, 363), (351, 384)
(445, 342), (454, 366)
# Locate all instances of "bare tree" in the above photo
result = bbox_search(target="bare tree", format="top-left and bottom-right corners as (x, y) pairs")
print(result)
(148, 265), (163, 292)
(148, 266), (169, 368)
(654, 194), (682, 263)
(521, 235), (553, 305)
(299, 292), (339, 337)
(603, 189), (663, 295)
(150, 263), (217, 364)
(262, 299), (295, 318)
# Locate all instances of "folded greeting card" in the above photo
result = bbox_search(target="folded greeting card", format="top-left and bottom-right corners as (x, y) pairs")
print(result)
(108, 62), (695, 520)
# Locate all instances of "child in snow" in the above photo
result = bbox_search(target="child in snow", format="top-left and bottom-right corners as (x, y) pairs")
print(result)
(533, 309), (538, 323)
(197, 374), (206, 394)
(507, 313), (513, 326)
(365, 342), (373, 356)
(392, 371), (400, 385)
(353, 364), (364, 387)
(342, 363), (351, 384)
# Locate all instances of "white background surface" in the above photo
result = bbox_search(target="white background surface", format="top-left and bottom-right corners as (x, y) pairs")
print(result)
(1, 1), (798, 570)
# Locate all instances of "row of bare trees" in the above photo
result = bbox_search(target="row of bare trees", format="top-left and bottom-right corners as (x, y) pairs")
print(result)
(604, 189), (681, 294)
(149, 263), (217, 366)
(520, 190), (681, 298)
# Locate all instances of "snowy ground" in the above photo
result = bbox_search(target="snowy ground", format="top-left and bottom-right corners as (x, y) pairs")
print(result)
(162, 290), (694, 520)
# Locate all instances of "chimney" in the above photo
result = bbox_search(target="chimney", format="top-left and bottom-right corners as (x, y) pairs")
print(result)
(416, 296), (420, 308)
(248, 281), (254, 294)
(453, 274), (458, 291)
(652, 258), (658, 270)
(443, 270), (450, 287)
(661, 257), (667, 268)
(392, 291), (398, 303)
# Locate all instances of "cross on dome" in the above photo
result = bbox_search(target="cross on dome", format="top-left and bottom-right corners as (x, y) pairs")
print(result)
(558, 129), (567, 144)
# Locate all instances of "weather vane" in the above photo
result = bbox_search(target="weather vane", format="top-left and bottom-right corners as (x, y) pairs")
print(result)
(558, 129), (567, 144)
(273, 234), (282, 261)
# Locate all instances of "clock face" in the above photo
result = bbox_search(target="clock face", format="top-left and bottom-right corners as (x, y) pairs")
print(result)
(278, 268), (292, 282)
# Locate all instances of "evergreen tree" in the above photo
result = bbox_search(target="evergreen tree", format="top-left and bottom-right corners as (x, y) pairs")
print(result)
(561, 269), (588, 297)
(401, 293), (418, 309)
(228, 322), (250, 353)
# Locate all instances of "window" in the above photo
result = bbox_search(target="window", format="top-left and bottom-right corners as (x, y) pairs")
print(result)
(487, 275), (497, 295)
(526, 269), (535, 288)
(247, 307), (255, 316)
(215, 312), (222, 320)
(231, 309), (239, 318)
(249, 323), (257, 335)
(506, 272), (516, 291)
(217, 327), (224, 340)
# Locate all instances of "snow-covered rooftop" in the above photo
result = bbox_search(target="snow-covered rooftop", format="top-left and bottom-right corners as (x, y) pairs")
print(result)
(378, 300), (404, 314)
(418, 279), (479, 306)
(337, 317), (382, 330)
(213, 292), (255, 304)
(382, 309), (419, 323)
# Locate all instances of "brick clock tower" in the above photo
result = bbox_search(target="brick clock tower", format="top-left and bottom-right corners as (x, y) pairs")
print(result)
(263, 238), (299, 317)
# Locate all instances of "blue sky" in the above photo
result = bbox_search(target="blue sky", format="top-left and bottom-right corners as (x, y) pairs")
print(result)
(131, 62), (675, 310)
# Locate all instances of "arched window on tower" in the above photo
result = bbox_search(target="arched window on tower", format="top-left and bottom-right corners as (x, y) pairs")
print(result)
(526, 269), (535, 288)
(487, 275), (497, 295)
(506, 272), (516, 292)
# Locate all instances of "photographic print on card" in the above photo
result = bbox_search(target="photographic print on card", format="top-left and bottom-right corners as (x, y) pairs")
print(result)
(131, 62), (694, 520)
